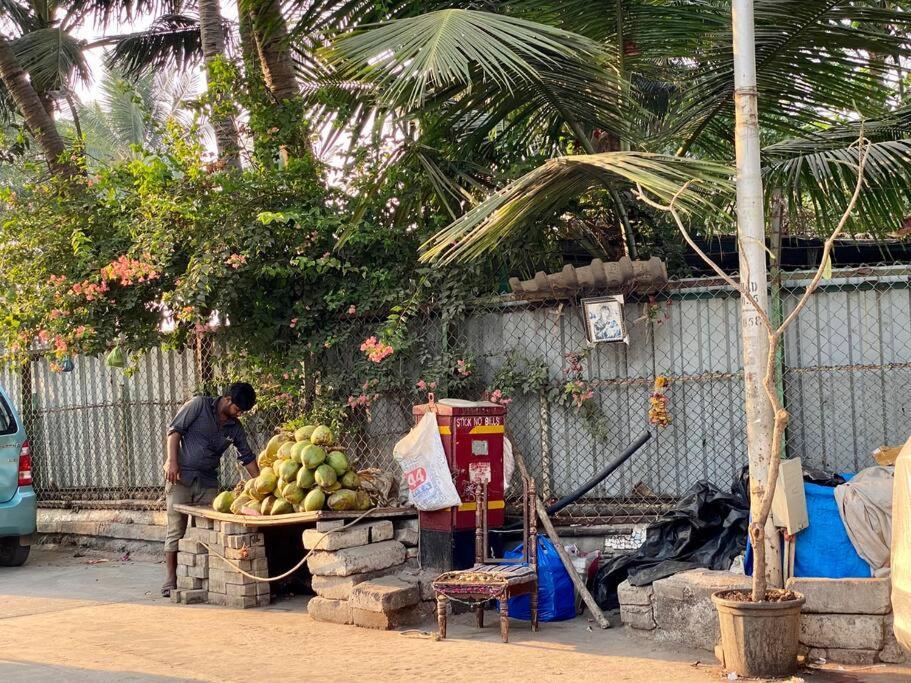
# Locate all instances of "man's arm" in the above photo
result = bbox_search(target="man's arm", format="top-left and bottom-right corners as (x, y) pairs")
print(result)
(165, 432), (181, 484)
(233, 426), (259, 478)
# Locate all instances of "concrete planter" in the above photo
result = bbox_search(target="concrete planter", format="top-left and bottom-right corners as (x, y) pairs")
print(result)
(712, 589), (805, 678)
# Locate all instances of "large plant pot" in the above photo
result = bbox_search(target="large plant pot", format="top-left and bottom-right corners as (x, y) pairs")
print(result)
(712, 589), (805, 678)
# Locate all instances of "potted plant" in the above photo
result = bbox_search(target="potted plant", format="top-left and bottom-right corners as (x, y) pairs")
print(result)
(637, 134), (870, 675)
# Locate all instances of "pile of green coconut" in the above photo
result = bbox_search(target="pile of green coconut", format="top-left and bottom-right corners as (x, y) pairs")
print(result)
(212, 425), (372, 515)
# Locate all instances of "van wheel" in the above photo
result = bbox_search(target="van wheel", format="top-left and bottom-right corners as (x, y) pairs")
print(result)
(0, 538), (30, 566)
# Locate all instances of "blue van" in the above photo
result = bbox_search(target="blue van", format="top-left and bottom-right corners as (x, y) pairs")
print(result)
(0, 384), (35, 566)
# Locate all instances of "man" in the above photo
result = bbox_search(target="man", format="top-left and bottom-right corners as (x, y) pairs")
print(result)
(161, 382), (259, 597)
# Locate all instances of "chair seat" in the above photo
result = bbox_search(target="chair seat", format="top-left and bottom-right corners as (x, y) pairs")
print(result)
(470, 563), (536, 584)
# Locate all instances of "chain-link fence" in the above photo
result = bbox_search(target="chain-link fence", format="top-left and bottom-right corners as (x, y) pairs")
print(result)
(3, 265), (910, 524)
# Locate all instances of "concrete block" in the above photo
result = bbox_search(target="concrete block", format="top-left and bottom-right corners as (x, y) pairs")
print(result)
(182, 589), (207, 605)
(177, 552), (197, 567)
(880, 616), (910, 663)
(617, 580), (654, 607)
(826, 648), (879, 665)
(394, 518), (418, 531)
(225, 545), (265, 560)
(209, 575), (226, 595)
(308, 596), (352, 625)
(176, 565), (188, 578)
(208, 592), (227, 606)
(652, 569), (751, 652)
(406, 547), (418, 560)
(226, 533), (264, 550)
(257, 595), (271, 608)
(193, 516), (214, 530)
(170, 589), (182, 604)
(216, 522), (248, 535)
(303, 525), (370, 551)
(394, 527), (418, 547)
(225, 595), (258, 609)
(350, 577), (420, 613)
(316, 520), (345, 532)
(367, 521), (394, 543)
(311, 566), (404, 600)
(178, 538), (205, 554)
(226, 581), (271, 598)
(352, 604), (424, 630)
(308, 540), (406, 577)
(210, 556), (267, 575)
(786, 577), (891, 614)
(221, 568), (255, 586)
(799, 614), (884, 650)
(398, 570), (437, 602)
(621, 604), (656, 630)
(188, 563), (209, 580)
(177, 576), (204, 590)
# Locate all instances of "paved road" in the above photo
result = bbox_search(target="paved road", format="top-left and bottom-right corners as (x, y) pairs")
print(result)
(0, 547), (907, 683)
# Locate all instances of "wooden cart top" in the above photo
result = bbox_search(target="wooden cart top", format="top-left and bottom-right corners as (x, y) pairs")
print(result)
(173, 504), (416, 527)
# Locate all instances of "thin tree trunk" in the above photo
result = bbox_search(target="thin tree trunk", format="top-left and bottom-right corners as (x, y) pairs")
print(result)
(197, 0), (242, 169)
(0, 36), (74, 177)
(731, 0), (782, 601)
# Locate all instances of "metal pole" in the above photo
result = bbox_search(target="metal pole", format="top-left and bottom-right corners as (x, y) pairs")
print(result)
(731, 0), (782, 588)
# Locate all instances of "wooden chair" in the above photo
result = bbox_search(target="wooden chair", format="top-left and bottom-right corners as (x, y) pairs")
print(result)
(432, 477), (539, 643)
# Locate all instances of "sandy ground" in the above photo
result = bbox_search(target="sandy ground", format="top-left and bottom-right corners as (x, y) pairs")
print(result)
(0, 547), (909, 683)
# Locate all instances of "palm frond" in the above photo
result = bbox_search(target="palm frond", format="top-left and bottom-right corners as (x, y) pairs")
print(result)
(421, 151), (734, 263)
(11, 28), (90, 94)
(668, 0), (911, 151)
(105, 14), (202, 79)
(0, 0), (39, 33)
(764, 112), (911, 236)
(322, 9), (621, 110)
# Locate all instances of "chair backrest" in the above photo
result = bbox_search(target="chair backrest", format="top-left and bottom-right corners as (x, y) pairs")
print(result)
(474, 475), (538, 567)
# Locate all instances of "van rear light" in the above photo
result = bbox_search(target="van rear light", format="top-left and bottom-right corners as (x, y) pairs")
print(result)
(18, 440), (32, 486)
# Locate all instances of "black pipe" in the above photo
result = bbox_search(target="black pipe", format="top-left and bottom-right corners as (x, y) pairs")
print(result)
(495, 430), (652, 532)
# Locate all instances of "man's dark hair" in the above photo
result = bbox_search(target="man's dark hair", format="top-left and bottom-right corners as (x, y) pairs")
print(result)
(228, 382), (256, 411)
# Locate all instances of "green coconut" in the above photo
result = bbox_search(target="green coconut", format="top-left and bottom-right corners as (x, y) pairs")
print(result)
(278, 458), (300, 482)
(281, 482), (305, 505)
(254, 467), (278, 496)
(290, 441), (308, 464)
(303, 488), (326, 512)
(310, 425), (334, 446)
(266, 433), (291, 458)
(340, 470), (360, 489)
(212, 491), (235, 513)
(314, 463), (337, 488)
(271, 499), (294, 515)
(296, 467), (315, 489)
(354, 490), (372, 511)
(327, 489), (357, 511)
(326, 451), (348, 477)
(295, 425), (317, 442)
(301, 444), (327, 469)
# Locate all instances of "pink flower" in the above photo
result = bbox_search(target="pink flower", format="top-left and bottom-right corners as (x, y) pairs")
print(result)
(49, 309), (65, 320)
(456, 359), (471, 377)
(417, 379), (427, 391)
(347, 305), (357, 316)
(290, 318), (298, 329)
(360, 336), (393, 363)
(37, 330), (51, 343)
(226, 253), (247, 269)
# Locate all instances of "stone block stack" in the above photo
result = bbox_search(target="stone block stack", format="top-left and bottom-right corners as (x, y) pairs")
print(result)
(170, 515), (271, 609)
(306, 518), (433, 629)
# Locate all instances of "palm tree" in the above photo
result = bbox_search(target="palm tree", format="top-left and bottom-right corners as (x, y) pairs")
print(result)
(0, 34), (73, 175)
(316, 2), (911, 260)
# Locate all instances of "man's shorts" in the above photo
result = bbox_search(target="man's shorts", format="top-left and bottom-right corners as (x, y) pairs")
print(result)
(165, 479), (218, 552)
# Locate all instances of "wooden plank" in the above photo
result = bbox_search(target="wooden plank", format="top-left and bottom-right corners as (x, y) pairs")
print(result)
(173, 504), (416, 527)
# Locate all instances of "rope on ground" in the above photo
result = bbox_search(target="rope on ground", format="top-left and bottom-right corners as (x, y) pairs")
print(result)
(200, 507), (378, 583)
(399, 629), (439, 640)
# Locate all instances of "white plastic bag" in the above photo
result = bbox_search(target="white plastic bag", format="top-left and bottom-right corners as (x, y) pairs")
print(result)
(393, 412), (462, 511)
(503, 437), (516, 491)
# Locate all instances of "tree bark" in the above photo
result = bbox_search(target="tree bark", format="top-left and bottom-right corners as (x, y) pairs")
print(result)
(731, 0), (782, 600)
(197, 0), (242, 169)
(0, 35), (74, 177)
(249, 0), (299, 103)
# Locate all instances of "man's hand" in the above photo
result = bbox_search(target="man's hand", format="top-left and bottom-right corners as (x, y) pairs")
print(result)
(164, 457), (180, 484)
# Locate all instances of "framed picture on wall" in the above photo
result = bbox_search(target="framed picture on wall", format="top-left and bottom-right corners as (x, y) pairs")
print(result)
(582, 295), (627, 344)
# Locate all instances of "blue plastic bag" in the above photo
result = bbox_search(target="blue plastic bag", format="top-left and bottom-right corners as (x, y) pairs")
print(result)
(502, 536), (576, 622)
(745, 475), (871, 578)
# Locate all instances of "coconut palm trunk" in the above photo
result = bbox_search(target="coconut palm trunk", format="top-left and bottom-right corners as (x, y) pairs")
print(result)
(198, 0), (242, 169)
(0, 35), (73, 177)
(250, 0), (298, 103)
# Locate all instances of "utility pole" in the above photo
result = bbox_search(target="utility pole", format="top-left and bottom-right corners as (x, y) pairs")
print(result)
(731, 0), (782, 587)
